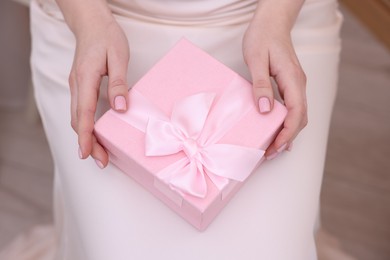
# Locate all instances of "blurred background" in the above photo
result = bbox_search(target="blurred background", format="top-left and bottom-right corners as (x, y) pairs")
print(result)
(0, 0), (389, 259)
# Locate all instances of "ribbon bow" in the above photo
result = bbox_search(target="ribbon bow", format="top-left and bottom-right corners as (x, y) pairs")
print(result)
(110, 76), (265, 199)
(145, 93), (264, 198)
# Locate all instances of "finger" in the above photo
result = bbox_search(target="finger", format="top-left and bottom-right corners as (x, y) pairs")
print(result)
(69, 68), (78, 133)
(266, 105), (307, 156)
(245, 51), (274, 114)
(266, 64), (307, 159)
(76, 67), (102, 159)
(107, 46), (129, 112)
(90, 135), (109, 169)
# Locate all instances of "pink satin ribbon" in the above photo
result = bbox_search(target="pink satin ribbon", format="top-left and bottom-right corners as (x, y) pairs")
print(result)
(110, 75), (265, 198)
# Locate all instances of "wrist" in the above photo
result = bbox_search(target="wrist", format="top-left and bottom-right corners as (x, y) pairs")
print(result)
(73, 10), (115, 40)
(56, 0), (114, 38)
(252, 0), (305, 33)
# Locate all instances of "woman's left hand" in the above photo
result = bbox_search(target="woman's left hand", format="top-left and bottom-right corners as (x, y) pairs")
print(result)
(243, 0), (307, 160)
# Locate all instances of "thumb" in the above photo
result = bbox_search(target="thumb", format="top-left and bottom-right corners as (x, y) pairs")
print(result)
(246, 53), (274, 114)
(107, 48), (129, 112)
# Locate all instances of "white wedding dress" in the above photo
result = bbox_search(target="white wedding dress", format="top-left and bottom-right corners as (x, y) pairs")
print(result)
(1, 0), (342, 259)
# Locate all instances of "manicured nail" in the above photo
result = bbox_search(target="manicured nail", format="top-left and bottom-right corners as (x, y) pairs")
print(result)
(287, 142), (293, 152)
(78, 147), (83, 159)
(266, 152), (279, 161)
(114, 96), (127, 111)
(95, 159), (104, 169)
(277, 143), (288, 153)
(258, 97), (271, 113)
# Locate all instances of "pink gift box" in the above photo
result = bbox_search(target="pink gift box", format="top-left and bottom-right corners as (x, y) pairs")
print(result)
(94, 39), (287, 231)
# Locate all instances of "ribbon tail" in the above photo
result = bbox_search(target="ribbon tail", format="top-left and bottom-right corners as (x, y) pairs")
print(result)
(202, 144), (265, 182)
(156, 157), (189, 183)
(204, 170), (230, 191)
(156, 158), (208, 198)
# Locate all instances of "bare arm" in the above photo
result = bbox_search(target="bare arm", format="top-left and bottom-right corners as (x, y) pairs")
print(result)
(56, 0), (112, 36)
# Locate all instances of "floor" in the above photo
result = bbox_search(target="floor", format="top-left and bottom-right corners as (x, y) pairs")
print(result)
(0, 4), (389, 260)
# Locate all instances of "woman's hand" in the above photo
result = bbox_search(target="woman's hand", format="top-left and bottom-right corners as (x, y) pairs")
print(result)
(243, 0), (307, 160)
(57, 0), (129, 168)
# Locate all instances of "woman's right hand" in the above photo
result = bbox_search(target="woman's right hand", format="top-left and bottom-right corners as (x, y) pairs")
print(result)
(243, 0), (307, 160)
(57, 0), (130, 168)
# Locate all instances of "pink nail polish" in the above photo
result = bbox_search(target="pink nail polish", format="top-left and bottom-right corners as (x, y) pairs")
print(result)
(78, 147), (83, 159)
(95, 159), (104, 169)
(277, 143), (288, 153)
(258, 97), (271, 113)
(114, 96), (127, 111)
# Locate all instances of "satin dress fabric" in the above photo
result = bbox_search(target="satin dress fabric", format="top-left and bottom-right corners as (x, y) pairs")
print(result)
(30, 0), (342, 259)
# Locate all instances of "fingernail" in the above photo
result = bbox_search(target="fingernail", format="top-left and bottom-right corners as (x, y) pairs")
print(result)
(266, 152), (280, 161)
(95, 159), (104, 169)
(277, 143), (288, 153)
(78, 147), (83, 159)
(258, 97), (271, 113)
(287, 142), (293, 152)
(114, 96), (127, 111)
